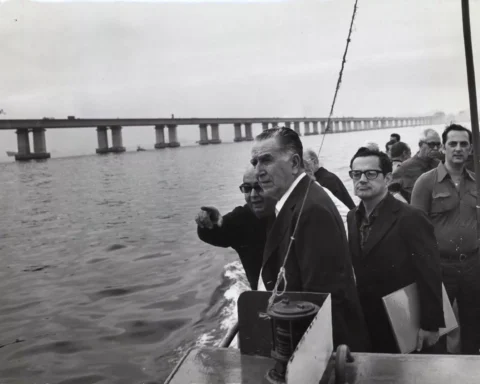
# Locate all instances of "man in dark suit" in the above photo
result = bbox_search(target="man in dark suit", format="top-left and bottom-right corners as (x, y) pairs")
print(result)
(195, 166), (274, 290)
(303, 149), (356, 209)
(347, 147), (445, 353)
(250, 127), (370, 352)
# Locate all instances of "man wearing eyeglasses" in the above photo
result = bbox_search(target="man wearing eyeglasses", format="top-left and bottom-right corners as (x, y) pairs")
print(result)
(347, 147), (445, 353)
(195, 166), (275, 290)
(388, 128), (442, 203)
(412, 124), (480, 355)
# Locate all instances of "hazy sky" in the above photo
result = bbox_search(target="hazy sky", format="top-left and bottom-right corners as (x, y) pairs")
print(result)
(1, 0), (479, 120)
(0, 0), (479, 159)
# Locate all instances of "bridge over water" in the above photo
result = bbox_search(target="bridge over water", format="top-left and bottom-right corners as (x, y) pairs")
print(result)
(0, 116), (434, 161)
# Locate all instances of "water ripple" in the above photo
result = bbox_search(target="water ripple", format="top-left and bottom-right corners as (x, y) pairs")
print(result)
(0, 126), (430, 383)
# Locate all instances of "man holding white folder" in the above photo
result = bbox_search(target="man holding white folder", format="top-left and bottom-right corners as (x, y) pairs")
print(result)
(347, 147), (445, 353)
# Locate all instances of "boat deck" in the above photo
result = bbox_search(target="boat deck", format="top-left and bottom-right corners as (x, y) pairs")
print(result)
(164, 346), (480, 384)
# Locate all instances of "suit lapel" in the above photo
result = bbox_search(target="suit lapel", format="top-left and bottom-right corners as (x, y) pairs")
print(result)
(347, 210), (362, 260)
(262, 176), (311, 268)
(361, 194), (400, 256)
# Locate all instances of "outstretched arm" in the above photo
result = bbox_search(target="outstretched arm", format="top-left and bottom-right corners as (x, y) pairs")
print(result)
(197, 205), (253, 248)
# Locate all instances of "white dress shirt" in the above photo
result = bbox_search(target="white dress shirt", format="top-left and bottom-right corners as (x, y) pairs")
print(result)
(275, 173), (307, 217)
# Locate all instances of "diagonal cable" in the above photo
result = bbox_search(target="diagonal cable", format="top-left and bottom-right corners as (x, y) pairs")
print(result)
(267, 0), (360, 311)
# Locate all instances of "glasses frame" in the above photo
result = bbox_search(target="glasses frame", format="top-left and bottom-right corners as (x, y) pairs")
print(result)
(422, 141), (442, 149)
(349, 169), (384, 181)
(239, 183), (263, 194)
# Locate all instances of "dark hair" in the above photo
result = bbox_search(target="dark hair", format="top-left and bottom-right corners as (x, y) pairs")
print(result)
(386, 139), (396, 151)
(390, 141), (411, 158)
(350, 147), (392, 174)
(442, 124), (472, 145)
(255, 127), (304, 166)
(390, 133), (401, 142)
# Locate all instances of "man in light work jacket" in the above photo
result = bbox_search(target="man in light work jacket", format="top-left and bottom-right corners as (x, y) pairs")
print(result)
(411, 124), (480, 355)
(348, 147), (444, 353)
(251, 127), (370, 352)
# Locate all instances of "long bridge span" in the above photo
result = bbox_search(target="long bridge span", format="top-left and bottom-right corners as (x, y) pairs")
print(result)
(0, 116), (434, 161)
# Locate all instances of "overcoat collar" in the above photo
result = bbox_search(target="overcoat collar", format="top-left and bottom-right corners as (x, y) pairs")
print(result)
(262, 176), (313, 267)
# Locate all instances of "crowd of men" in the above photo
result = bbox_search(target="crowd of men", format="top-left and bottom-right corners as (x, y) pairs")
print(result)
(195, 124), (480, 355)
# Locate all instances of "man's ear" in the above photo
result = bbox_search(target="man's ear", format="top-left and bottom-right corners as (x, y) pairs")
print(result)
(385, 172), (393, 184)
(291, 153), (302, 174)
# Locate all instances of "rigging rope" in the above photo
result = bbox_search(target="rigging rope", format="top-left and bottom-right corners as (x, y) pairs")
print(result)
(266, 0), (360, 312)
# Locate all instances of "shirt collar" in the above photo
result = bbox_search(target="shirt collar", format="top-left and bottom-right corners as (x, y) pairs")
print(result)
(436, 161), (475, 182)
(275, 173), (306, 217)
(355, 192), (389, 221)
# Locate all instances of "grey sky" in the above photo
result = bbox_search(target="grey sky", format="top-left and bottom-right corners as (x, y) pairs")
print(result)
(1, 0), (479, 122)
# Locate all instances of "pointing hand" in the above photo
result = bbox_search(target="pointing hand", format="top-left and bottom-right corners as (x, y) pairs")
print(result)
(195, 206), (222, 229)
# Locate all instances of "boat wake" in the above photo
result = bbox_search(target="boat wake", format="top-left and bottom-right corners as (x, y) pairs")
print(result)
(195, 260), (249, 349)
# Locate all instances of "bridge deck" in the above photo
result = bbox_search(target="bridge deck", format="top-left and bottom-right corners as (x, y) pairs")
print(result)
(0, 117), (427, 130)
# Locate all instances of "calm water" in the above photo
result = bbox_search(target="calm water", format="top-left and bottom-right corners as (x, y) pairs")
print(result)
(0, 126), (441, 384)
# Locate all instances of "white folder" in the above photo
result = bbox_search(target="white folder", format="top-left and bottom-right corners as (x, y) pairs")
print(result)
(382, 283), (458, 354)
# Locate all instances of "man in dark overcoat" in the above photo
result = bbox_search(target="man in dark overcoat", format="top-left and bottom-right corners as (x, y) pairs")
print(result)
(250, 127), (370, 352)
(347, 147), (445, 353)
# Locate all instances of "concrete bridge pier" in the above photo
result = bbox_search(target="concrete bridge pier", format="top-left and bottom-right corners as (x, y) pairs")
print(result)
(14, 128), (51, 160)
(285, 122), (292, 129)
(293, 122), (301, 136)
(155, 124), (167, 149)
(15, 129), (31, 161)
(334, 120), (340, 133)
(109, 125), (126, 152)
(346, 120), (353, 132)
(244, 123), (253, 141)
(32, 128), (50, 159)
(312, 121), (319, 135)
(320, 121), (327, 133)
(234, 123), (243, 142)
(167, 124), (180, 147)
(96, 126), (109, 153)
(209, 124), (221, 144)
(199, 124), (209, 145)
(304, 122), (312, 135)
(261, 122), (269, 131)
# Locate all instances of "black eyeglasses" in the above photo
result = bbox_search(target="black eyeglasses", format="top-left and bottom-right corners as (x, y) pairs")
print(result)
(423, 141), (441, 149)
(239, 183), (263, 194)
(446, 141), (470, 148)
(349, 170), (384, 181)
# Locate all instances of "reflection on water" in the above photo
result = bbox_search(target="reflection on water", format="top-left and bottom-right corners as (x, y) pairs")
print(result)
(0, 126), (437, 383)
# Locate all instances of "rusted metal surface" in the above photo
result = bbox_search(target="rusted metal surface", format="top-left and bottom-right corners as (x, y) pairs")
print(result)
(321, 353), (480, 384)
(164, 347), (275, 384)
(166, 347), (480, 384)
